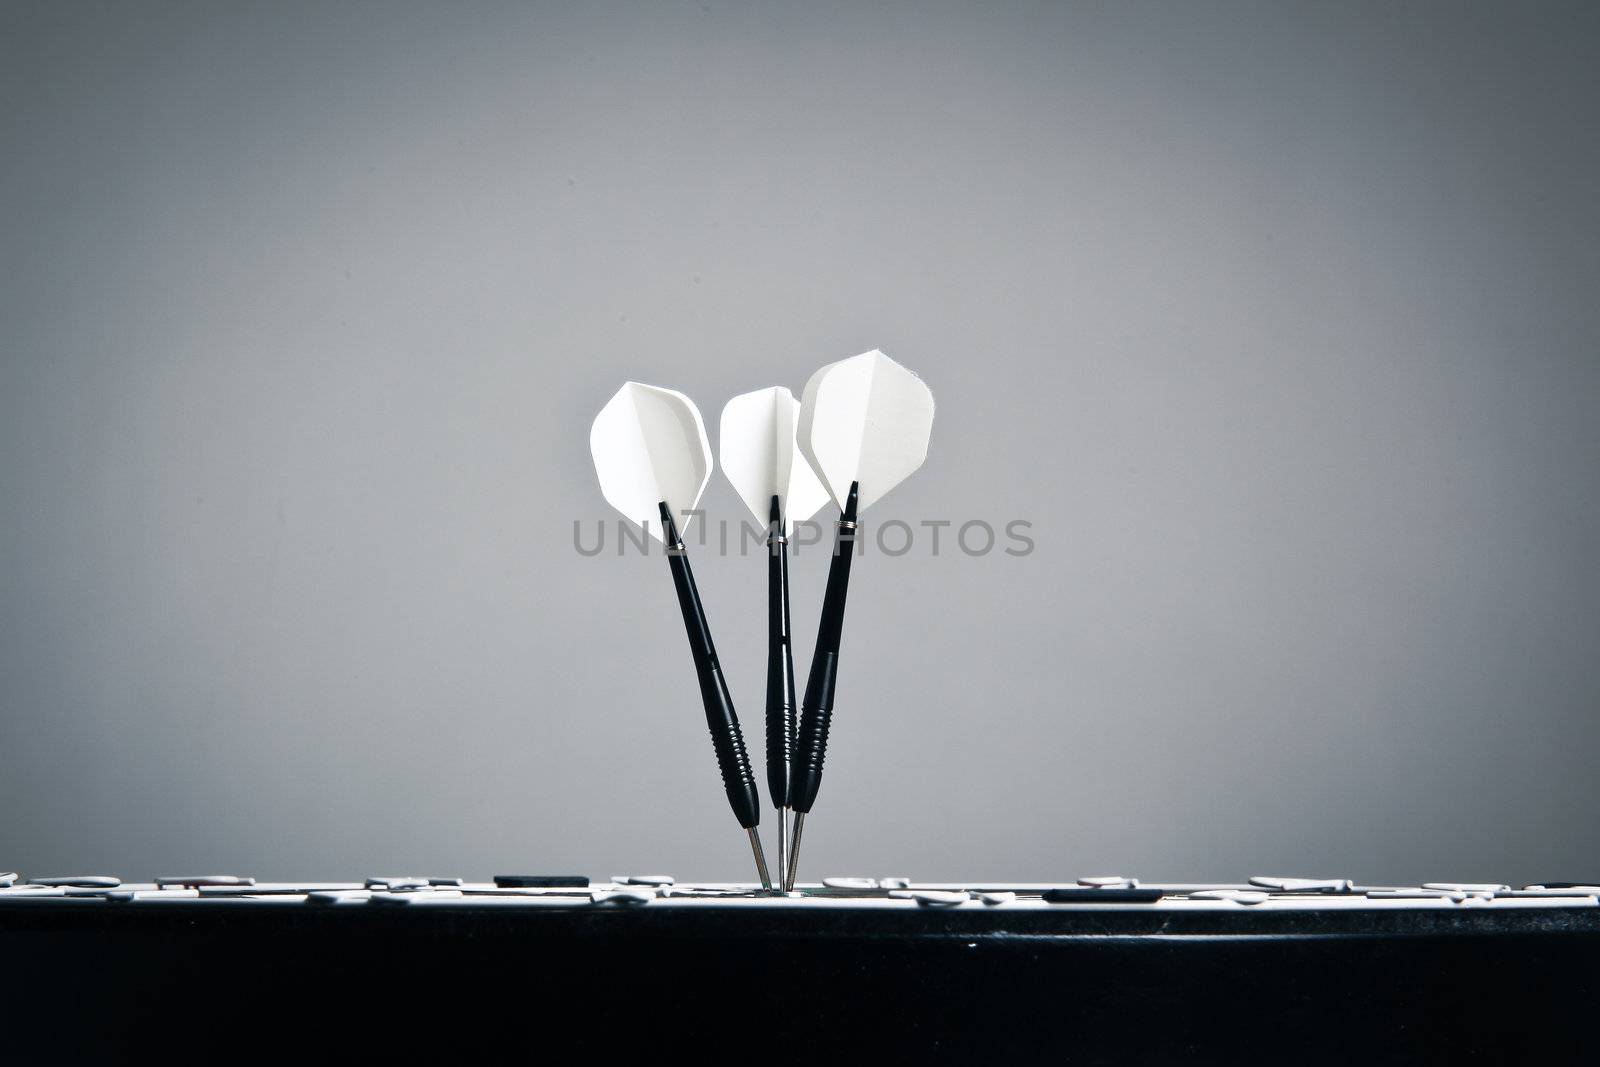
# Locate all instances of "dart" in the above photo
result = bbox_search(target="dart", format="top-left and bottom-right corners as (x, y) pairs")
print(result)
(590, 382), (772, 890)
(786, 351), (935, 891)
(718, 387), (831, 892)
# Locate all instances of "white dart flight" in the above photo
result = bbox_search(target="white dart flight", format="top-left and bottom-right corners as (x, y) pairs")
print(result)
(718, 386), (831, 889)
(720, 387), (830, 536)
(797, 350), (936, 513)
(590, 382), (772, 890)
(590, 381), (713, 545)
(785, 350), (935, 890)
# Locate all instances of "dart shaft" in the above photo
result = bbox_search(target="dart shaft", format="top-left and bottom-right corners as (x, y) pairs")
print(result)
(791, 482), (859, 816)
(660, 503), (762, 831)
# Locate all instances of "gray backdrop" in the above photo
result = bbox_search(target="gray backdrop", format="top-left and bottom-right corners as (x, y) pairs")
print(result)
(3, 1), (1596, 886)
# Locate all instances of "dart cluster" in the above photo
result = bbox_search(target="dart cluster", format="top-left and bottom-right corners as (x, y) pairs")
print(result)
(589, 349), (936, 891)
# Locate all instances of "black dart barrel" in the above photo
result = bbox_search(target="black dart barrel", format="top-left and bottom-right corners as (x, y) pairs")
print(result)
(765, 495), (798, 810)
(660, 503), (764, 839)
(791, 481), (857, 814)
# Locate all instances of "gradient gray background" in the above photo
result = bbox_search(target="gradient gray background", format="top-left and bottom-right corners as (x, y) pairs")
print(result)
(3, 1), (1596, 885)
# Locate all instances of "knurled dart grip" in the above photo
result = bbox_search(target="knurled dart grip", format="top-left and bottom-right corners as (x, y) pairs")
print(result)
(791, 655), (837, 813)
(701, 666), (761, 829)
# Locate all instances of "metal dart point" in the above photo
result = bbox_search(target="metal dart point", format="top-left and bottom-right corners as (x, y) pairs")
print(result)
(747, 827), (773, 892)
(785, 811), (806, 894)
(777, 806), (790, 894)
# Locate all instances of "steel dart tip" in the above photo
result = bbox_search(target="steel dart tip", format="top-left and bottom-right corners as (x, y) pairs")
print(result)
(785, 811), (806, 894)
(777, 807), (790, 895)
(747, 827), (773, 892)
